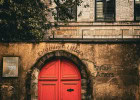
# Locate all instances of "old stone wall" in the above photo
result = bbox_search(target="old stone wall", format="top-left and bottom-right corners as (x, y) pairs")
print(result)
(49, 0), (136, 22)
(43, 0), (140, 40)
(69, 0), (134, 22)
(0, 42), (140, 100)
(47, 26), (140, 39)
(116, 0), (134, 21)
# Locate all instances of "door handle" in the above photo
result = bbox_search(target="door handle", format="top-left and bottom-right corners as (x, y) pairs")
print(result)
(67, 88), (74, 92)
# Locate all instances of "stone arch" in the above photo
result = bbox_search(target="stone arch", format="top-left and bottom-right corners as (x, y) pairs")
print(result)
(26, 50), (93, 100)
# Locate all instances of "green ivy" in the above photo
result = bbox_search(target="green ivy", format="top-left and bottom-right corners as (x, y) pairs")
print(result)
(0, 0), (83, 42)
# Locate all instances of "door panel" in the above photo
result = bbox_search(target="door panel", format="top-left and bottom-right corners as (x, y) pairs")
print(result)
(61, 60), (80, 80)
(39, 60), (59, 80)
(38, 59), (81, 100)
(38, 81), (58, 100)
(61, 81), (81, 100)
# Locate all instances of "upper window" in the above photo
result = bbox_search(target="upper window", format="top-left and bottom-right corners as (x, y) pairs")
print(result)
(135, 0), (140, 21)
(56, 0), (77, 21)
(95, 0), (115, 21)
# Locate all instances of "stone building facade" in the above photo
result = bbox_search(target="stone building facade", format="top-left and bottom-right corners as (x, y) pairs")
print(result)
(0, 0), (140, 100)
(44, 0), (140, 40)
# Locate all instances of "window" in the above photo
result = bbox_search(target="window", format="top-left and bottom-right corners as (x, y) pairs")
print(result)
(57, 0), (77, 21)
(135, 0), (140, 21)
(95, 0), (115, 21)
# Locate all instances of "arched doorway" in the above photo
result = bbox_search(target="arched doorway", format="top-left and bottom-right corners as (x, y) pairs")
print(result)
(26, 50), (93, 100)
(38, 59), (81, 100)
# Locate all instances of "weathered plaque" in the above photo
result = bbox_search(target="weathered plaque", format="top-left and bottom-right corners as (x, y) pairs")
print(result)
(3, 57), (19, 77)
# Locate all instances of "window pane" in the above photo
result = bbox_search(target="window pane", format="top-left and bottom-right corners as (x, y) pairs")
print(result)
(96, 0), (115, 21)
(105, 0), (115, 21)
(96, 1), (104, 20)
(135, 0), (140, 20)
(135, 0), (140, 2)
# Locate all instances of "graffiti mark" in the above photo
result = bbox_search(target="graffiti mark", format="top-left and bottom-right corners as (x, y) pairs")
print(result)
(94, 64), (111, 71)
(82, 59), (115, 78)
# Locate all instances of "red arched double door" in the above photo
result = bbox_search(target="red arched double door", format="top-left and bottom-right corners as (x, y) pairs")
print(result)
(38, 59), (81, 100)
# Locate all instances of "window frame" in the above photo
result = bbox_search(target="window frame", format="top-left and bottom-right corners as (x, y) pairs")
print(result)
(95, 0), (116, 22)
(134, 0), (140, 21)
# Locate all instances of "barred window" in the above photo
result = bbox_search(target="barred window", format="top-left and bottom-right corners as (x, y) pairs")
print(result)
(95, 0), (115, 21)
(135, 0), (140, 21)
(57, 0), (77, 21)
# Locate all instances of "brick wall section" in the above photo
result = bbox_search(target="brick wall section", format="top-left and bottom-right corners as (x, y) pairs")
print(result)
(77, 0), (94, 22)
(77, 0), (134, 22)
(48, 26), (140, 39)
(49, 0), (135, 22)
(43, 0), (140, 40)
(116, 0), (134, 21)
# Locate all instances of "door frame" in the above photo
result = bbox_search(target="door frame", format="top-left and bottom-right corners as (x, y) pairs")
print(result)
(26, 50), (93, 100)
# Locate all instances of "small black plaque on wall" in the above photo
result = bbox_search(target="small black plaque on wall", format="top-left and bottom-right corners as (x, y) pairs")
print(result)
(3, 57), (19, 77)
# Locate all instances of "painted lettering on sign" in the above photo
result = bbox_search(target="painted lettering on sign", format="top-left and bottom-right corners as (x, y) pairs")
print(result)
(38, 45), (83, 56)
(3, 57), (18, 77)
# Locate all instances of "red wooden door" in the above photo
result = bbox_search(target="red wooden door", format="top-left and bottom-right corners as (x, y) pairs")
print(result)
(38, 59), (81, 100)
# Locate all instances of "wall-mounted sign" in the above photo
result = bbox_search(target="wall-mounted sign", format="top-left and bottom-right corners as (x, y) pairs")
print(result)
(3, 57), (19, 77)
